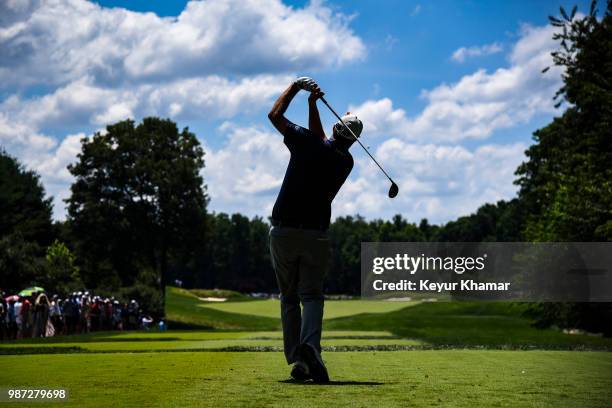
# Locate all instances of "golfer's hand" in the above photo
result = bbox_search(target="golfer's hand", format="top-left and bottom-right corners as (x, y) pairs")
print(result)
(308, 85), (324, 103)
(295, 76), (318, 92)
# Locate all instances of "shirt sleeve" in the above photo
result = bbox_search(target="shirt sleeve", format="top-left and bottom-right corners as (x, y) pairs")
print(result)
(282, 122), (313, 151)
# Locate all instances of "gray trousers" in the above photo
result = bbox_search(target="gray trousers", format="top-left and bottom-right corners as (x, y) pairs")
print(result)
(269, 226), (330, 364)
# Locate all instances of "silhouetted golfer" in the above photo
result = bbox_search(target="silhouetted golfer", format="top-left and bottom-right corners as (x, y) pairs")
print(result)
(267, 77), (363, 383)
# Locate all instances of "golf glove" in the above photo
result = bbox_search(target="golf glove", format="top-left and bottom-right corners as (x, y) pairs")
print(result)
(295, 77), (318, 92)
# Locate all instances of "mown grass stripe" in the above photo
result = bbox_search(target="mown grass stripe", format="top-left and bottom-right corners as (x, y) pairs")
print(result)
(3, 343), (612, 355)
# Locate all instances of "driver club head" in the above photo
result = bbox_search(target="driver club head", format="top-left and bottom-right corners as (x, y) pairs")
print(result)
(388, 181), (399, 198)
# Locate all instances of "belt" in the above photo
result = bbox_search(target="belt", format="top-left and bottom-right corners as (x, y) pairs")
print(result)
(271, 218), (328, 232)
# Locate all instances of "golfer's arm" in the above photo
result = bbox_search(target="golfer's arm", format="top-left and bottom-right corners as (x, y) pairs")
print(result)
(268, 82), (300, 134)
(308, 100), (326, 140)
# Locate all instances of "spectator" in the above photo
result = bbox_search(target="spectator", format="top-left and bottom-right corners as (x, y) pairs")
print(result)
(121, 302), (129, 329)
(63, 296), (79, 335)
(3, 289), (153, 339)
(15, 296), (24, 338)
(81, 296), (92, 333)
(103, 298), (112, 330)
(24, 296), (34, 338)
(49, 295), (63, 334)
(0, 297), (6, 341)
(6, 298), (18, 340)
(127, 300), (139, 330)
(90, 297), (100, 331)
(33, 293), (50, 338)
(141, 315), (153, 330)
(112, 300), (123, 330)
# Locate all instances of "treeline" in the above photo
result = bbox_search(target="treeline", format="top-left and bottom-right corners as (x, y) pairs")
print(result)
(0, 141), (520, 300)
(327, 202), (524, 294)
(171, 201), (524, 295)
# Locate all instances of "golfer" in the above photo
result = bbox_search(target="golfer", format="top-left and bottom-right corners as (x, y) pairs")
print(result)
(267, 77), (363, 383)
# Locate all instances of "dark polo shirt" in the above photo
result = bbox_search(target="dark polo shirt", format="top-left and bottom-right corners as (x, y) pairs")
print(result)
(272, 122), (354, 230)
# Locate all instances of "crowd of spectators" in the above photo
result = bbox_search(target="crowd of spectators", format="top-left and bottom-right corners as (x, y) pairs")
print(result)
(0, 290), (162, 340)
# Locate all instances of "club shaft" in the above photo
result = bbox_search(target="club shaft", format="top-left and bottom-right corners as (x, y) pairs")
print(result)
(320, 97), (394, 182)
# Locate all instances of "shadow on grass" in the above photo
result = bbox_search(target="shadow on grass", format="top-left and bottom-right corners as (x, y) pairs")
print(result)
(325, 302), (612, 348)
(279, 379), (385, 386)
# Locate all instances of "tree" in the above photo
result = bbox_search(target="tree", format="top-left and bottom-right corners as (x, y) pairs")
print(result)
(0, 149), (54, 245)
(198, 213), (233, 289)
(434, 200), (524, 242)
(328, 215), (379, 294)
(516, 1), (612, 242)
(514, 1), (612, 336)
(0, 150), (54, 292)
(43, 240), (82, 295)
(66, 118), (208, 294)
(0, 234), (44, 292)
(245, 216), (275, 292)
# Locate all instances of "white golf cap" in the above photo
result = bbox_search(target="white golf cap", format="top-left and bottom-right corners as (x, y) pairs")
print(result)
(335, 114), (363, 139)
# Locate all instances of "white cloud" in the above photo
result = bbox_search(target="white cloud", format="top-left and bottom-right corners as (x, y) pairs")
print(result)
(0, 69), (291, 219)
(350, 24), (561, 142)
(203, 123), (289, 216)
(451, 42), (503, 63)
(1, 1), (365, 220)
(32, 133), (85, 217)
(32, 133), (84, 185)
(0, 0), (365, 88)
(190, 22), (555, 224)
(510, 23), (558, 65)
(0, 112), (56, 154)
(0, 129), (85, 219)
(1, 74), (293, 130)
(201, 123), (526, 224)
(333, 140), (527, 223)
(0, 1), (563, 224)
(410, 5), (421, 17)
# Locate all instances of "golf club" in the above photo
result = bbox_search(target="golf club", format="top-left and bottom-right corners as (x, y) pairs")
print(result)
(320, 96), (399, 198)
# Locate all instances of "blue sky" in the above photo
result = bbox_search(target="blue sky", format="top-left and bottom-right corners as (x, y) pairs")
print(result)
(0, 0), (589, 223)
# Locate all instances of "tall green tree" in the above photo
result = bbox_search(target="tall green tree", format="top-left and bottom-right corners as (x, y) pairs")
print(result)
(0, 149), (54, 292)
(514, 1), (612, 335)
(43, 240), (82, 295)
(515, 1), (612, 241)
(66, 118), (208, 293)
(0, 149), (54, 244)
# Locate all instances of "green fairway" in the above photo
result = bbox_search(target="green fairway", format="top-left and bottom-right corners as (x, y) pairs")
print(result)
(198, 297), (413, 319)
(166, 287), (612, 348)
(2, 287), (611, 407)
